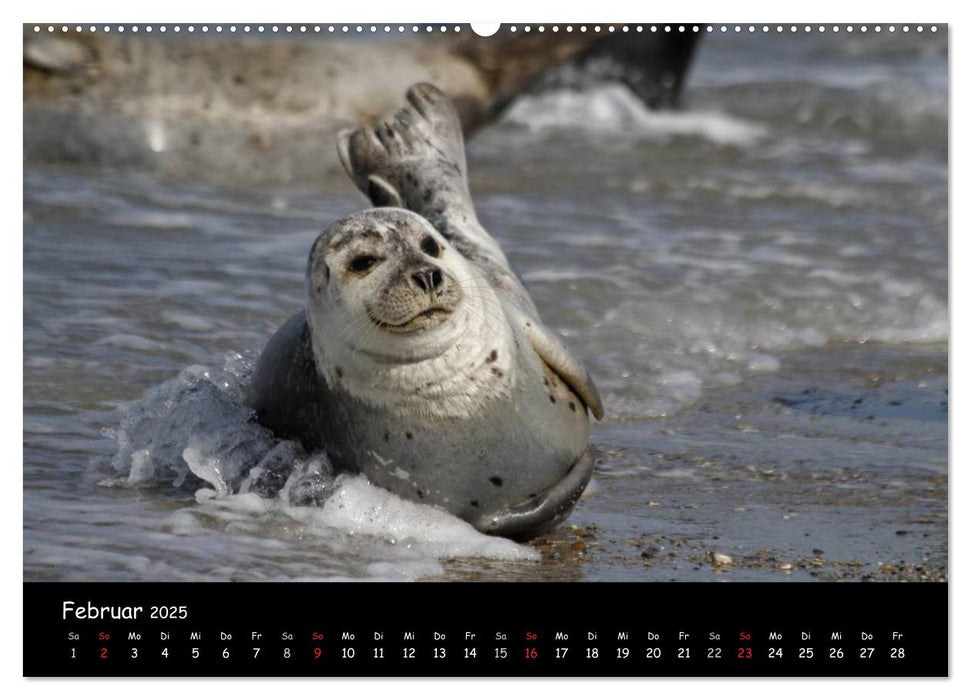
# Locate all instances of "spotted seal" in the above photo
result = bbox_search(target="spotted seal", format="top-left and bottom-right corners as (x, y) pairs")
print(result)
(247, 83), (603, 539)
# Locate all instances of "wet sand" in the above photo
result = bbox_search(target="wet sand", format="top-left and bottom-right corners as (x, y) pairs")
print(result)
(437, 343), (947, 582)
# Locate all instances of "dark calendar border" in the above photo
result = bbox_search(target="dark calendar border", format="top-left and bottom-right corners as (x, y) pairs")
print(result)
(24, 582), (947, 677)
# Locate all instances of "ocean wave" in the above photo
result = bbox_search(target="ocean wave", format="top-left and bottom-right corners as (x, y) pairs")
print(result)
(501, 83), (768, 146)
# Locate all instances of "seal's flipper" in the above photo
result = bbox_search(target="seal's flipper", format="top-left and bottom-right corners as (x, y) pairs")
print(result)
(403, 83), (467, 173)
(473, 445), (594, 540)
(335, 83), (474, 217)
(511, 307), (604, 420)
(365, 175), (404, 208)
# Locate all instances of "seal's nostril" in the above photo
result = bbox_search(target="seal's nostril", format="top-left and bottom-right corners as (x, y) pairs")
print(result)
(412, 268), (443, 292)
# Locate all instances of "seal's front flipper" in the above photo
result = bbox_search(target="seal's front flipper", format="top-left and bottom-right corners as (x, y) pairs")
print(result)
(509, 306), (604, 420)
(473, 445), (594, 540)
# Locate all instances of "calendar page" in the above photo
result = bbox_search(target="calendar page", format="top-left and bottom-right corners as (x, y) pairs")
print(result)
(22, 20), (948, 677)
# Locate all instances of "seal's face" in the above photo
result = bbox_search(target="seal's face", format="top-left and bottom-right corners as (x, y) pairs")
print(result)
(308, 208), (465, 344)
(305, 208), (514, 418)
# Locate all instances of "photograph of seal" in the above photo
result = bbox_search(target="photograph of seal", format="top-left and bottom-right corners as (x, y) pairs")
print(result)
(24, 27), (946, 584)
(246, 83), (604, 540)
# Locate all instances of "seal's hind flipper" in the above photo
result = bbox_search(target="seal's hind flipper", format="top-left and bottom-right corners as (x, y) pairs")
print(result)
(364, 175), (404, 208)
(335, 83), (472, 215)
(403, 83), (467, 173)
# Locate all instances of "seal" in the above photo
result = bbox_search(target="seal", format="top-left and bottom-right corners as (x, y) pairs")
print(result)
(247, 83), (603, 539)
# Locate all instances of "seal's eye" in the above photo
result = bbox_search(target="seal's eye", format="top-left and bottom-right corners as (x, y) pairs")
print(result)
(348, 255), (381, 273)
(420, 235), (441, 258)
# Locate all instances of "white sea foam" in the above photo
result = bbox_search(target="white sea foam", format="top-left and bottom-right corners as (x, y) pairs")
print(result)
(161, 311), (214, 332)
(502, 83), (768, 146)
(101, 354), (537, 579)
(96, 334), (166, 351)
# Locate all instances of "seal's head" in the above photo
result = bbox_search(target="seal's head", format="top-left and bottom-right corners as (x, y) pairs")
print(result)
(306, 208), (514, 418)
(309, 208), (464, 340)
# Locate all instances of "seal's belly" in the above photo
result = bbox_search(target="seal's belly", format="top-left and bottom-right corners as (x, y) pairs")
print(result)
(324, 363), (591, 522)
(247, 312), (593, 529)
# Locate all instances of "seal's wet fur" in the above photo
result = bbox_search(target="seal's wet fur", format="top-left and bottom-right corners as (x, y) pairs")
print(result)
(248, 84), (602, 539)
